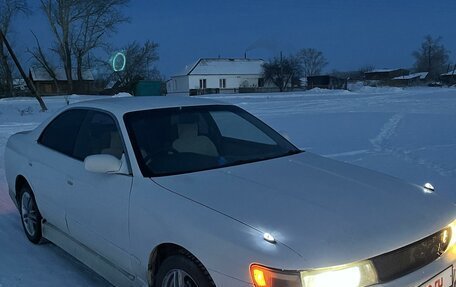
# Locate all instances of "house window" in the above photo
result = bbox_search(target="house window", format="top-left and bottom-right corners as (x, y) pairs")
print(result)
(219, 79), (226, 88)
(199, 79), (207, 89)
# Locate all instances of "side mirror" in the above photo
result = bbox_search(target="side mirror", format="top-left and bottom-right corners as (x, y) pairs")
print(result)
(84, 154), (122, 174)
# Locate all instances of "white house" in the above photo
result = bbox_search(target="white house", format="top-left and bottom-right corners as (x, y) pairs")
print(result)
(167, 58), (268, 95)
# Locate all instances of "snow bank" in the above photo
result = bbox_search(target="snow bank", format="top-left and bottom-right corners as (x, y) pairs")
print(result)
(112, 92), (133, 98)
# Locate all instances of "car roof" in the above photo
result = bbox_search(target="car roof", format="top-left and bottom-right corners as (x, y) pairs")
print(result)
(69, 96), (226, 115)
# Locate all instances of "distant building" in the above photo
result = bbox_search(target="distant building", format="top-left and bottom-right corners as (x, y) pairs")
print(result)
(441, 70), (456, 85)
(167, 58), (275, 95)
(391, 72), (429, 86)
(364, 69), (409, 81)
(306, 75), (347, 90)
(29, 66), (96, 95)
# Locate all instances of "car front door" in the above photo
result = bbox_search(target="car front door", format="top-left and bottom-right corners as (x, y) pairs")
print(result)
(33, 109), (88, 233)
(65, 110), (133, 274)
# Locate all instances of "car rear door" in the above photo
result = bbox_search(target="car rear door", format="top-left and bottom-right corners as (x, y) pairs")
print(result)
(65, 110), (133, 274)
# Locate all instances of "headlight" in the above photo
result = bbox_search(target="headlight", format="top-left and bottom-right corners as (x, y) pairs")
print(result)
(445, 219), (456, 251)
(250, 261), (378, 287)
(300, 261), (378, 287)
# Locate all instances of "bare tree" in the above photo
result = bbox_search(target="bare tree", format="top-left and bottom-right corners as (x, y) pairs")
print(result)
(0, 30), (48, 110)
(358, 64), (375, 74)
(297, 48), (328, 77)
(0, 0), (29, 97)
(40, 0), (129, 93)
(262, 55), (302, 92)
(40, 0), (82, 93)
(111, 41), (160, 92)
(29, 32), (61, 94)
(71, 0), (129, 82)
(413, 35), (450, 80)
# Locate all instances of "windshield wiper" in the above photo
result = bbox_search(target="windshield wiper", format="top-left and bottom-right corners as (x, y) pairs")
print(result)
(219, 150), (301, 169)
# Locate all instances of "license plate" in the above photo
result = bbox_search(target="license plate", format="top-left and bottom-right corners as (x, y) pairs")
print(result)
(419, 266), (453, 287)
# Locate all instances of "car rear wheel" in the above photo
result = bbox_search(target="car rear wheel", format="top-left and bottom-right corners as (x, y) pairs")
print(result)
(19, 186), (42, 244)
(155, 255), (213, 287)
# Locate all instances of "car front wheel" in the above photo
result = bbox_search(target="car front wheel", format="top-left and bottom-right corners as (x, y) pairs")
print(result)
(19, 186), (42, 244)
(155, 255), (213, 287)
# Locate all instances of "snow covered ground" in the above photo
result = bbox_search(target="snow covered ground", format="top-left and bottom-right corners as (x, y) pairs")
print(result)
(0, 87), (455, 285)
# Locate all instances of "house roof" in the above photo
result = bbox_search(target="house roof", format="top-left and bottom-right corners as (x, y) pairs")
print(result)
(13, 79), (26, 85)
(441, 70), (456, 76)
(393, 72), (428, 80)
(29, 66), (95, 81)
(174, 58), (264, 76)
(366, 68), (407, 74)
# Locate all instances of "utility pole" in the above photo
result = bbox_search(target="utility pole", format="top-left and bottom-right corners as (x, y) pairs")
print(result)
(0, 30), (47, 111)
(428, 45), (432, 78)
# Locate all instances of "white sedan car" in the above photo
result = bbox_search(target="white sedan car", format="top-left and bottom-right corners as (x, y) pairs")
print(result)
(4, 96), (456, 287)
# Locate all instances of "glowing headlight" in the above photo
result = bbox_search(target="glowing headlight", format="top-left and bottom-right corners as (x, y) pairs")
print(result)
(445, 219), (456, 250)
(300, 261), (378, 287)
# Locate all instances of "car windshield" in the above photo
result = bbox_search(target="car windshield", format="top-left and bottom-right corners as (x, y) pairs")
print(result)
(124, 105), (300, 177)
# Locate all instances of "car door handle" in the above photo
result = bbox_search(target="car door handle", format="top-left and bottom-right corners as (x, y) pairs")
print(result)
(67, 180), (74, 186)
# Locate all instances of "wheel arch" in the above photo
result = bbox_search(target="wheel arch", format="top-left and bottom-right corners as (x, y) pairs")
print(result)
(15, 175), (30, 203)
(147, 243), (215, 287)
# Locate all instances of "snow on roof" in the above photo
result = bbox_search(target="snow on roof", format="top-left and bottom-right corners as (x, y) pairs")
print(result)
(367, 68), (406, 73)
(174, 58), (264, 76)
(176, 59), (200, 76)
(441, 70), (456, 76)
(13, 79), (26, 85)
(393, 72), (428, 80)
(29, 66), (95, 81)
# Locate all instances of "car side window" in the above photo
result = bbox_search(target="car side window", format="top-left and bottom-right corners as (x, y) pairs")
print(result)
(39, 109), (88, 156)
(73, 111), (124, 161)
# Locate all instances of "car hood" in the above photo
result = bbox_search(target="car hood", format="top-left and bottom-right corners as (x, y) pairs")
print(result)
(153, 152), (456, 269)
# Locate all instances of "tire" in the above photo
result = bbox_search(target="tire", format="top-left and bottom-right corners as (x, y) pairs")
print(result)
(155, 255), (213, 287)
(19, 185), (43, 244)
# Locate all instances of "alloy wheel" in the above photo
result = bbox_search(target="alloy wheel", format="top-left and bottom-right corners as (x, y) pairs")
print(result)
(21, 191), (38, 237)
(162, 269), (199, 287)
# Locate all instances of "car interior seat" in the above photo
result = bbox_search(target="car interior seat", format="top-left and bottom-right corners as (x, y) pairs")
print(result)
(172, 123), (218, 156)
(101, 132), (124, 159)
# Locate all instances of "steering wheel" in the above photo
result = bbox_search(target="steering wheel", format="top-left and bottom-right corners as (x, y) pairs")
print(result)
(143, 147), (178, 166)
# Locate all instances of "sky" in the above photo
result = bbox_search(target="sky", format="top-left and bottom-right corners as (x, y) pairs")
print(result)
(8, 0), (456, 78)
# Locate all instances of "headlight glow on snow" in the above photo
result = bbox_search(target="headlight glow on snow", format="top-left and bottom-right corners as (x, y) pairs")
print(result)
(300, 261), (378, 287)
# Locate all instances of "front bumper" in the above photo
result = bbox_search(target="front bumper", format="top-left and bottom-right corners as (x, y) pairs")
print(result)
(210, 247), (456, 287)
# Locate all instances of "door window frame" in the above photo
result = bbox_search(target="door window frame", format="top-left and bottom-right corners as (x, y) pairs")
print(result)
(38, 107), (133, 175)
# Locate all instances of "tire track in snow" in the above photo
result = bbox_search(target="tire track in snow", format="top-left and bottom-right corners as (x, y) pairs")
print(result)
(370, 114), (456, 177)
(370, 113), (403, 151)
